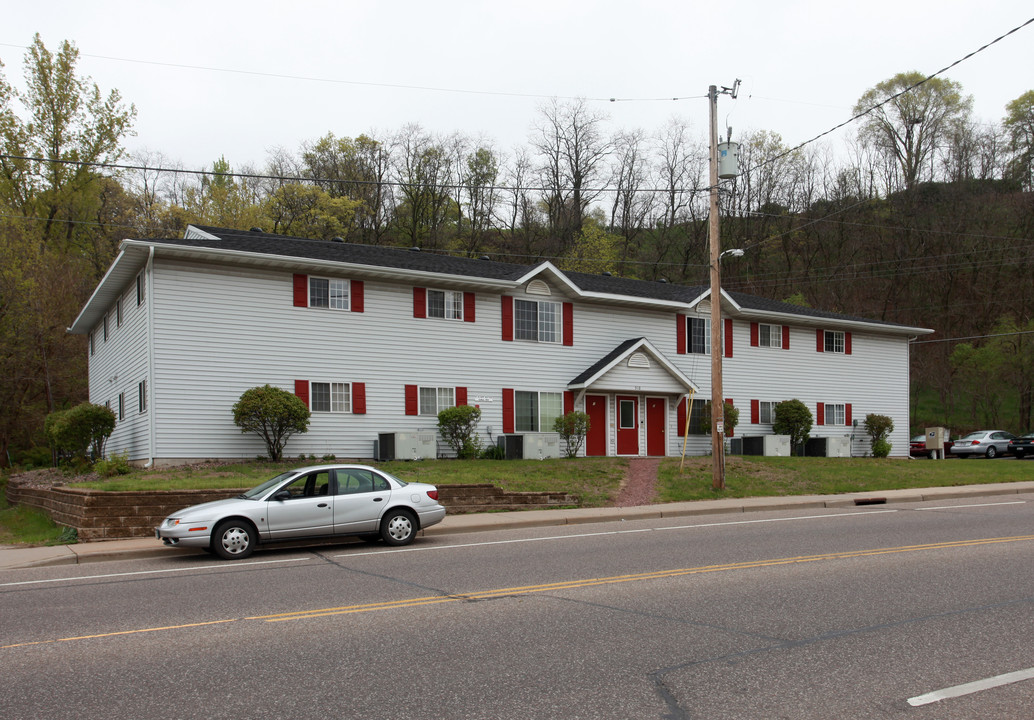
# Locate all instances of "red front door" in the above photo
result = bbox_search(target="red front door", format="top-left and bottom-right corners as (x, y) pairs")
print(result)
(646, 397), (667, 456)
(616, 395), (639, 455)
(585, 395), (607, 457)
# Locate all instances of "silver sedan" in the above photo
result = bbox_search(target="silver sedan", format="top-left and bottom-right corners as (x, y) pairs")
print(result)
(156, 464), (446, 559)
(949, 430), (1016, 459)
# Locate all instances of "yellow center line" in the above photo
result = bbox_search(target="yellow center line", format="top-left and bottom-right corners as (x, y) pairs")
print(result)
(7, 534), (1034, 644)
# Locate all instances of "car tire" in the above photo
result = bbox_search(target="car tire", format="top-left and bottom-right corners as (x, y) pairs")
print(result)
(986, 446), (998, 459)
(1016, 450), (1025, 459)
(211, 519), (256, 560)
(379, 509), (417, 546)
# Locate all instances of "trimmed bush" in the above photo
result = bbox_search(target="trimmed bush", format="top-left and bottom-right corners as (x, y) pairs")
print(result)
(44, 403), (116, 463)
(773, 399), (813, 454)
(232, 385), (311, 461)
(438, 405), (483, 459)
(554, 411), (591, 458)
(864, 414), (895, 457)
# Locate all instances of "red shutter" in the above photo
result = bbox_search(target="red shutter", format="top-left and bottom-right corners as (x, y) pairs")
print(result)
(845, 403), (852, 426)
(782, 325), (790, 350)
(724, 318), (733, 358)
(750, 399), (759, 425)
(351, 280), (364, 313)
(463, 292), (476, 323)
(562, 302), (574, 346)
(677, 398), (687, 436)
(293, 274), (308, 307)
(294, 380), (309, 409)
(456, 386), (468, 406)
(501, 296), (513, 341)
(817, 402), (825, 426)
(502, 388), (515, 433)
(413, 287), (427, 318)
(352, 382), (366, 414)
(816, 328), (825, 352)
(845, 332), (853, 355)
(725, 398), (734, 436)
(563, 391), (574, 416)
(404, 384), (418, 415)
(676, 314), (686, 355)
(750, 322), (759, 347)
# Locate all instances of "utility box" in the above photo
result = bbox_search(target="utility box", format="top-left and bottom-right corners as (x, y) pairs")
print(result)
(522, 432), (561, 459)
(729, 437), (743, 455)
(377, 432), (437, 461)
(497, 434), (524, 460)
(742, 434), (791, 457)
(806, 436), (852, 457)
(926, 427), (949, 459)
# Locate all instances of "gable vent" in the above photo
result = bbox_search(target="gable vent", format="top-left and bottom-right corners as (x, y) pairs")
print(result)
(527, 280), (551, 296)
(627, 352), (650, 369)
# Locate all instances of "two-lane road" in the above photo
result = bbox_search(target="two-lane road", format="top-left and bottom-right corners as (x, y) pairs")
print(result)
(4, 494), (1034, 718)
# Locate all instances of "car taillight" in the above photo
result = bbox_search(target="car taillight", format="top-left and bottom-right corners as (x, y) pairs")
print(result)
(972, 440), (981, 445)
(427, 489), (439, 501)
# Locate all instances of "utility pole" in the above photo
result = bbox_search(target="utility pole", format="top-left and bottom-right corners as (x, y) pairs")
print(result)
(708, 81), (740, 491)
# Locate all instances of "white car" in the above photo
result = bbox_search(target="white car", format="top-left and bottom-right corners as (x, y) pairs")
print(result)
(949, 430), (1016, 459)
(156, 464), (446, 559)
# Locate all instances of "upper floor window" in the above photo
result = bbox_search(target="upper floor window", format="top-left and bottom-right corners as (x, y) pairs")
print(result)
(136, 274), (144, 306)
(116, 298), (123, 327)
(759, 400), (778, 424)
(103, 313), (109, 341)
(515, 299), (560, 343)
(311, 382), (351, 413)
(515, 390), (562, 432)
(824, 330), (845, 354)
(688, 317), (710, 354)
(428, 289), (463, 320)
(138, 380), (147, 413)
(759, 323), (782, 348)
(309, 277), (350, 310)
(824, 403), (845, 425)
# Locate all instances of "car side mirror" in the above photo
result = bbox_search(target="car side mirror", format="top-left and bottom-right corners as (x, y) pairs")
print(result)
(273, 490), (291, 501)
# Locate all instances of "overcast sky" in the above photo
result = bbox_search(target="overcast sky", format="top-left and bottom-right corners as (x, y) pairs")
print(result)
(2, 1), (1032, 173)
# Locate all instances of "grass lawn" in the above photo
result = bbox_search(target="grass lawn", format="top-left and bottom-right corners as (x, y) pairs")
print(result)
(0, 480), (71, 545)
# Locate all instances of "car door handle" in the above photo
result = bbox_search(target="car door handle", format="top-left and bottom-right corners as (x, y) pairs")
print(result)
(317, 503), (329, 508)
(373, 497), (384, 502)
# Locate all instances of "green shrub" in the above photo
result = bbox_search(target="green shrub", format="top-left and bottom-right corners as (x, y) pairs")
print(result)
(438, 405), (483, 459)
(44, 403), (116, 463)
(863, 413), (895, 457)
(773, 399), (813, 454)
(95, 451), (131, 477)
(554, 411), (591, 458)
(701, 401), (740, 436)
(232, 385), (311, 461)
(872, 438), (892, 458)
(480, 443), (506, 460)
(321, 453), (336, 462)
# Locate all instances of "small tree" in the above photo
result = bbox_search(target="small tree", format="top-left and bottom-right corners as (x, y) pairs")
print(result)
(701, 401), (740, 436)
(44, 403), (116, 463)
(232, 385), (310, 461)
(863, 413), (895, 458)
(437, 405), (483, 459)
(773, 399), (813, 454)
(554, 411), (590, 458)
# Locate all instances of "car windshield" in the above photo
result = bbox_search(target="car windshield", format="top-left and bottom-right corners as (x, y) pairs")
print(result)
(239, 471), (297, 499)
(911, 435), (924, 442)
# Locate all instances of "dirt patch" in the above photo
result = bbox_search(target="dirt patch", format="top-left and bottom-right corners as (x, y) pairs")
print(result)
(7, 468), (100, 490)
(614, 458), (661, 507)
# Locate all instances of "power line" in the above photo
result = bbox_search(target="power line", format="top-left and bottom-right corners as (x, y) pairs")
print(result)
(912, 330), (1034, 345)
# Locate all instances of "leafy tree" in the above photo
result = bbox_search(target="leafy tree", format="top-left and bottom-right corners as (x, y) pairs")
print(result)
(863, 414), (895, 458)
(773, 399), (813, 453)
(44, 402), (115, 462)
(950, 316), (1034, 430)
(232, 385), (310, 461)
(1003, 90), (1034, 190)
(559, 219), (620, 274)
(437, 404), (483, 459)
(263, 182), (362, 239)
(853, 71), (972, 190)
(554, 411), (590, 458)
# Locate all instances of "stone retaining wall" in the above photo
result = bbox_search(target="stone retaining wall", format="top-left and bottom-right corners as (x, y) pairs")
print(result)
(6, 483), (577, 541)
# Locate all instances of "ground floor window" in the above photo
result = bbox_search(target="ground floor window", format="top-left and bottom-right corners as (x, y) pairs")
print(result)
(420, 386), (454, 416)
(515, 390), (562, 432)
(312, 382), (351, 412)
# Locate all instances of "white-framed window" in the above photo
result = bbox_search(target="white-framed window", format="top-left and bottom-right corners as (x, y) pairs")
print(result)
(759, 323), (782, 348)
(118, 392), (125, 421)
(514, 299), (560, 343)
(824, 330), (845, 353)
(419, 386), (454, 416)
(103, 314), (109, 341)
(515, 390), (563, 432)
(824, 403), (846, 425)
(311, 382), (351, 413)
(427, 289), (463, 320)
(686, 399), (707, 434)
(89, 332), (95, 356)
(138, 380), (147, 413)
(759, 401), (778, 425)
(136, 274), (144, 306)
(309, 277), (350, 310)
(688, 317), (710, 354)
(116, 298), (123, 327)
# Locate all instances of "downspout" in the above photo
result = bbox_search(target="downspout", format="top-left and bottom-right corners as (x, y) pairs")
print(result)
(144, 246), (157, 468)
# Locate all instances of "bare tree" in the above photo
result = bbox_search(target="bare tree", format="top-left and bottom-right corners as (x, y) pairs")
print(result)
(609, 128), (654, 258)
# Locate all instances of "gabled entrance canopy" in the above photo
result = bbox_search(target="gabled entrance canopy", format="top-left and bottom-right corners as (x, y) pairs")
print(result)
(568, 337), (698, 395)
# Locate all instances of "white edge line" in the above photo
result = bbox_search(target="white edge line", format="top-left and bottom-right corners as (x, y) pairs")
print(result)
(908, 667), (1034, 706)
(0, 556), (309, 588)
(918, 501), (1026, 511)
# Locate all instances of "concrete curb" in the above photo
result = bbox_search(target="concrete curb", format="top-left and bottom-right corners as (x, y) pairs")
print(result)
(4, 480), (1034, 570)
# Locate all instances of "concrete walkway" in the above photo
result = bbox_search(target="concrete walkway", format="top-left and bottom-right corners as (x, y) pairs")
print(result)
(5, 480), (1034, 570)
